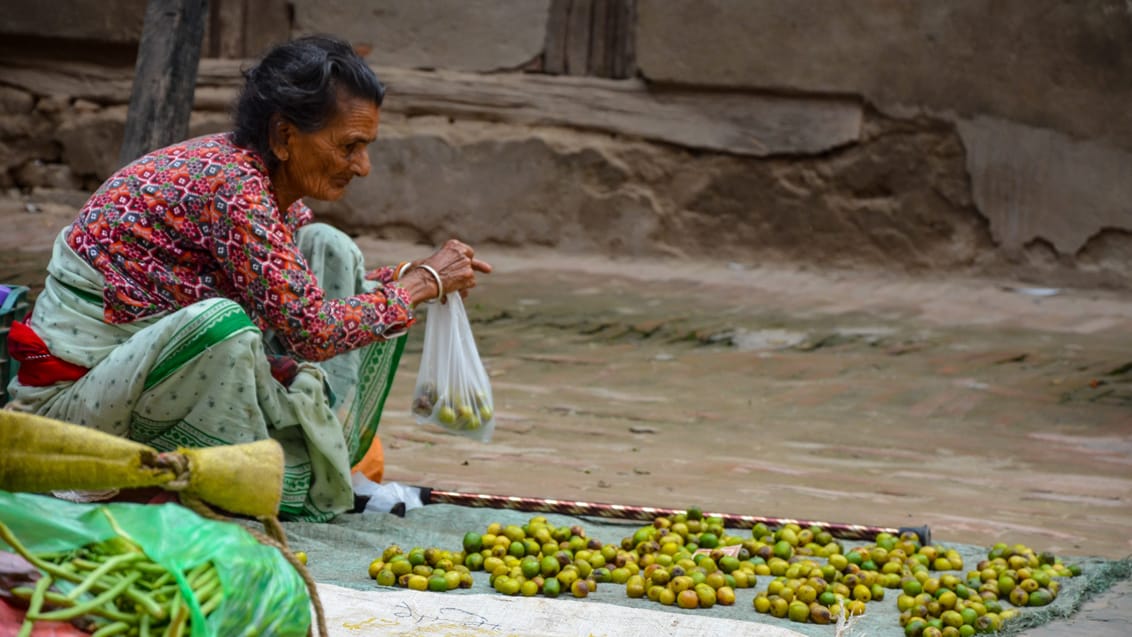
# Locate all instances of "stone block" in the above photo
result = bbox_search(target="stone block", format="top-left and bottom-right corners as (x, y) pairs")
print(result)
(35, 95), (70, 117)
(188, 111), (233, 138)
(28, 186), (90, 210)
(0, 113), (52, 141)
(0, 138), (60, 176)
(0, 86), (35, 115)
(309, 122), (664, 256)
(958, 116), (1132, 256)
(58, 106), (128, 180)
(292, 0), (551, 71)
(308, 114), (992, 269)
(660, 139), (990, 271)
(15, 161), (81, 190)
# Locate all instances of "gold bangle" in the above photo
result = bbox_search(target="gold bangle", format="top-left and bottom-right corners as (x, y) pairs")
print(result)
(415, 264), (444, 302)
(394, 261), (412, 281)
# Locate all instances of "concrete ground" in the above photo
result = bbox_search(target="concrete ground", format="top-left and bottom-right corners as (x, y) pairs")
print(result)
(361, 238), (1132, 637)
(2, 204), (1129, 635)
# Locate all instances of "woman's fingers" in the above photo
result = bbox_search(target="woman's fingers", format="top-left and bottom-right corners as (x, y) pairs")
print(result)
(442, 238), (475, 259)
(401, 239), (489, 300)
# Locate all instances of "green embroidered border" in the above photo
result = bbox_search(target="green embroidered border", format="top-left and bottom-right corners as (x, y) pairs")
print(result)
(133, 418), (227, 451)
(144, 302), (258, 390)
(347, 335), (407, 466)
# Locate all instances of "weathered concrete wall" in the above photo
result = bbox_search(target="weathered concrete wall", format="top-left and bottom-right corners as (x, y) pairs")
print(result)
(292, 0), (551, 71)
(0, 1), (1129, 287)
(312, 112), (990, 274)
(958, 117), (1132, 256)
(636, 0), (1132, 148)
(636, 0), (1132, 271)
(0, 0), (146, 43)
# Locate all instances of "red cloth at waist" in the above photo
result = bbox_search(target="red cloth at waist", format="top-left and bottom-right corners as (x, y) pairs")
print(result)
(7, 319), (90, 386)
(8, 318), (296, 388)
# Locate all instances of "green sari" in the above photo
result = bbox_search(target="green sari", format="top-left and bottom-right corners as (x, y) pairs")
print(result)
(6, 224), (404, 521)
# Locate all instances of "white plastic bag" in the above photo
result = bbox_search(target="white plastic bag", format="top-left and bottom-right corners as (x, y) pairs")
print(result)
(411, 294), (495, 442)
(350, 473), (424, 514)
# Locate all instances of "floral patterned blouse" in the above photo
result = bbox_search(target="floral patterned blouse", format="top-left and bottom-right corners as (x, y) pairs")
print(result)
(66, 133), (413, 362)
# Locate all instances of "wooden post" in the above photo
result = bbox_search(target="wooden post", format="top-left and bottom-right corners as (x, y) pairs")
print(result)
(544, 0), (571, 75)
(118, 0), (209, 166)
(544, 0), (635, 78)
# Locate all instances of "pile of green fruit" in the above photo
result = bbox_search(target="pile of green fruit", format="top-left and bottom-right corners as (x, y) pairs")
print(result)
(822, 531), (1017, 635)
(466, 518), (610, 598)
(367, 545), (475, 593)
(615, 507), (761, 610)
(363, 508), (1086, 637)
(969, 542), (1080, 607)
(750, 527), (906, 624)
(370, 517), (614, 598)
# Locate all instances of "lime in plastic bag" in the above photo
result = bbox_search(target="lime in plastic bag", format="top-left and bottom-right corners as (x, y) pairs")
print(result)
(411, 294), (496, 442)
(0, 490), (310, 637)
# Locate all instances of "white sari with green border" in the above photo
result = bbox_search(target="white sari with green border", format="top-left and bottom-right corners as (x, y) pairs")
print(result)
(6, 224), (404, 522)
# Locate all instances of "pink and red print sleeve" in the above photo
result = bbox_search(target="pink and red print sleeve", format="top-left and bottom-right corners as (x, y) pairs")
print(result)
(209, 176), (413, 362)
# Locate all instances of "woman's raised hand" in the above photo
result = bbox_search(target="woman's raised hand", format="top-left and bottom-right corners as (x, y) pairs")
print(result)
(391, 239), (492, 305)
(421, 239), (492, 300)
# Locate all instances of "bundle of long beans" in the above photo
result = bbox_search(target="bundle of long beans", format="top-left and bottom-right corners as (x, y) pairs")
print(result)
(2, 512), (221, 637)
(0, 411), (326, 637)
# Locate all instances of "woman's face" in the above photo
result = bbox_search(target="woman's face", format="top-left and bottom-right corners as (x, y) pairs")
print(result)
(273, 91), (380, 202)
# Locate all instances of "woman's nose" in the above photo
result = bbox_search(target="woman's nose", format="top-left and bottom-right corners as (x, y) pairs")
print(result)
(353, 149), (371, 177)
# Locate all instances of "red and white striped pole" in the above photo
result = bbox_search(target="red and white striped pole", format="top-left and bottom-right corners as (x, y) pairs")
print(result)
(420, 487), (931, 544)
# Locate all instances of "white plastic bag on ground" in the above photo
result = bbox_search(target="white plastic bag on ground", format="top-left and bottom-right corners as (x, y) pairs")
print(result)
(411, 294), (496, 442)
(350, 473), (423, 514)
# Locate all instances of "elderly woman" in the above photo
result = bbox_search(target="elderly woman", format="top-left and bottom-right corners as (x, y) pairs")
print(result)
(5, 36), (491, 521)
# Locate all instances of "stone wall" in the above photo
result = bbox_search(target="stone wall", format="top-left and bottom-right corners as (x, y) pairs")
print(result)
(0, 0), (1128, 287)
(634, 0), (1132, 277)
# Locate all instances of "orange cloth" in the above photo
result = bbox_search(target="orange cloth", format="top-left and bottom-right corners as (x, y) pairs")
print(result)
(352, 434), (384, 483)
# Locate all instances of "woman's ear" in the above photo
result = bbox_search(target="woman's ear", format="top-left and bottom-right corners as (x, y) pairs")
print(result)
(268, 114), (294, 163)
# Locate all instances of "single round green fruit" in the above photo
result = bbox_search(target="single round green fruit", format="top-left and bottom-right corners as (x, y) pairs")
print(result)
(540, 555), (560, 577)
(787, 600), (810, 623)
(521, 556), (541, 579)
(773, 540), (794, 560)
(463, 532), (483, 553)
(1029, 589), (1054, 606)
(428, 575), (448, 592)
(375, 569), (396, 587)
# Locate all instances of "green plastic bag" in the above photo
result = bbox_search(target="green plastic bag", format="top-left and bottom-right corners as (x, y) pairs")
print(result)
(0, 490), (310, 637)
